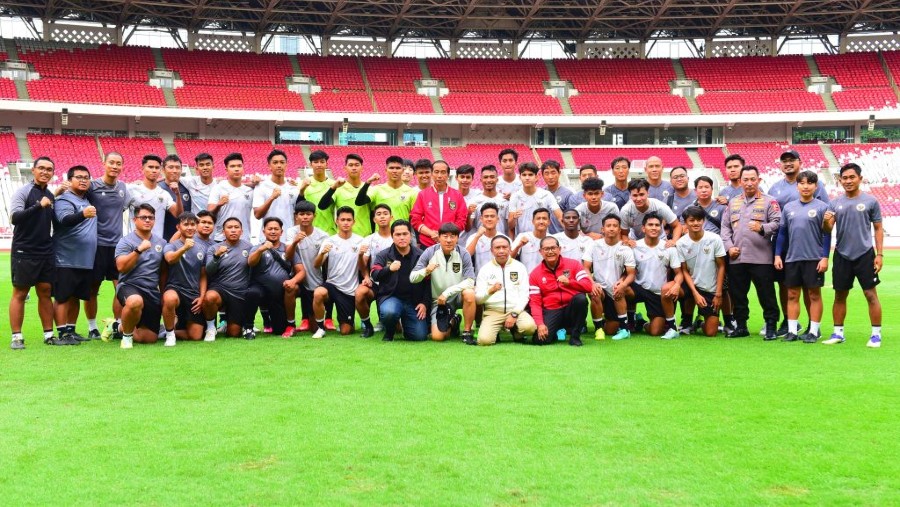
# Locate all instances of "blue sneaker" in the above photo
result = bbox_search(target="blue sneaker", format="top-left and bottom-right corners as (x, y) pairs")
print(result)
(822, 334), (845, 345)
(611, 328), (630, 341)
(556, 329), (567, 342)
(867, 335), (882, 348)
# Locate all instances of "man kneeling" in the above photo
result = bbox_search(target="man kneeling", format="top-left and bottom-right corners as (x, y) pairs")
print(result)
(474, 235), (535, 345)
(162, 212), (209, 345)
(115, 204), (168, 348)
(203, 217), (254, 340)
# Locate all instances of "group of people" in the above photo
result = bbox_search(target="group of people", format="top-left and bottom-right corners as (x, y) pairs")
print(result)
(8, 146), (884, 349)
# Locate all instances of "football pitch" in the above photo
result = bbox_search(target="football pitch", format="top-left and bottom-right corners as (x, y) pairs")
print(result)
(1, 251), (897, 505)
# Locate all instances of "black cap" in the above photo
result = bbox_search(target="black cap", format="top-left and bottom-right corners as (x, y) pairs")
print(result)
(780, 150), (800, 161)
(435, 304), (452, 333)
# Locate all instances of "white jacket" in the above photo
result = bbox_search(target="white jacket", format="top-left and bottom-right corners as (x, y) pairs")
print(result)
(475, 257), (531, 314)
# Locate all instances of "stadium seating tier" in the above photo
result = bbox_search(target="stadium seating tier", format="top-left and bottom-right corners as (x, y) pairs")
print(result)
(26, 134), (102, 179)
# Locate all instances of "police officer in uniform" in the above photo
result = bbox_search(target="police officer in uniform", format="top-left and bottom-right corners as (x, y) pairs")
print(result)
(721, 166), (782, 339)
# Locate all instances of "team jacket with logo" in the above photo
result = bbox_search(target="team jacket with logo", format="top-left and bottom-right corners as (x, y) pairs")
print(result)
(475, 257), (530, 314)
(528, 257), (593, 327)
(409, 244), (475, 301)
(409, 186), (468, 248)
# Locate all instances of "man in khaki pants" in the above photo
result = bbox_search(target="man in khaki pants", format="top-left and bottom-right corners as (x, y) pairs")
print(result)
(473, 235), (536, 345)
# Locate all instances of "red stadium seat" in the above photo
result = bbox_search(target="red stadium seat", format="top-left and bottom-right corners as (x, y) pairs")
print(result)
(26, 134), (102, 180)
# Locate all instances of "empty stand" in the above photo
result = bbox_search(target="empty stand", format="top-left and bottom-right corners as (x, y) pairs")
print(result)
(98, 137), (168, 182)
(569, 93), (691, 115)
(173, 139), (276, 176)
(831, 87), (898, 111)
(697, 91), (825, 113)
(27, 78), (166, 106)
(534, 148), (565, 166)
(174, 85), (306, 110)
(681, 55), (810, 91)
(440, 144), (537, 173)
(440, 92), (562, 115)
(163, 49), (293, 88)
(816, 53), (897, 111)
(570, 147), (694, 171)
(373, 92), (433, 113)
(311, 91), (373, 112)
(0, 78), (15, 99)
(554, 58), (674, 93)
(426, 59), (548, 93)
(725, 143), (828, 176)
(297, 55), (366, 91)
(27, 134), (102, 178)
(696, 147), (728, 177)
(16, 43), (156, 82)
(361, 57), (422, 92)
(0, 132), (21, 166)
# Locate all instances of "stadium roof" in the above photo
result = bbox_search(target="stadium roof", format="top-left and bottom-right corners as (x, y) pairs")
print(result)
(2, 0), (900, 42)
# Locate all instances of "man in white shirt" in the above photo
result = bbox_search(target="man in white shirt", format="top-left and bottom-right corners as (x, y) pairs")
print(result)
(474, 235), (536, 346)
(355, 203), (394, 337)
(208, 152), (254, 242)
(675, 206), (727, 337)
(183, 152), (216, 214)
(553, 209), (593, 263)
(253, 149), (298, 240)
(466, 201), (503, 273)
(511, 208), (551, 273)
(312, 206), (364, 338)
(508, 163), (563, 236)
(583, 214), (636, 341)
(497, 148), (523, 198)
(127, 154), (180, 238)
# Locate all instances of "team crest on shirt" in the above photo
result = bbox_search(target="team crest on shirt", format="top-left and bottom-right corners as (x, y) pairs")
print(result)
(183, 193), (190, 201)
(118, 190), (124, 197)
(158, 196), (164, 203)
(314, 241), (321, 249)
(710, 210), (719, 217)
(808, 209), (818, 218)
(856, 203), (866, 212)
(352, 245), (359, 253)
(452, 262), (461, 273)
(242, 250), (249, 257)
(510, 272), (518, 283)
(449, 201), (457, 210)
(703, 246), (710, 254)
(663, 190), (670, 198)
(197, 252), (204, 260)
(154, 245), (162, 252)
(400, 194), (408, 201)
(563, 270), (570, 278)
(427, 201), (433, 208)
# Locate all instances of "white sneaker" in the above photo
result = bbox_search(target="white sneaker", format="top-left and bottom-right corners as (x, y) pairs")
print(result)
(822, 334), (845, 345)
(204, 329), (217, 342)
(120, 335), (133, 349)
(758, 325), (767, 336)
(374, 322), (384, 333)
(867, 336), (882, 348)
(164, 334), (176, 347)
(661, 328), (679, 340)
(311, 328), (327, 339)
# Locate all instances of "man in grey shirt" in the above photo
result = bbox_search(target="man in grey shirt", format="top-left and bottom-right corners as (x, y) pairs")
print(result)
(668, 166), (696, 222)
(87, 151), (131, 340)
(247, 217), (304, 338)
(541, 160), (574, 233)
(286, 200), (332, 334)
(162, 212), (208, 345)
(645, 156), (675, 203)
(619, 179), (680, 245)
(203, 216), (254, 340)
(115, 203), (168, 349)
(824, 163), (884, 348)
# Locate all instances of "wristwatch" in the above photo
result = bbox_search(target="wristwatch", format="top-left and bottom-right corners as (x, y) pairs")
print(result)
(133, 246), (144, 254)
(510, 312), (519, 318)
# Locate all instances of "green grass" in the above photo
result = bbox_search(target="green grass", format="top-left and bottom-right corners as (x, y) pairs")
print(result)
(1, 251), (898, 505)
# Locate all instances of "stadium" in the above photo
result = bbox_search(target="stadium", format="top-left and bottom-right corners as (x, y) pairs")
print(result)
(1, 1), (898, 504)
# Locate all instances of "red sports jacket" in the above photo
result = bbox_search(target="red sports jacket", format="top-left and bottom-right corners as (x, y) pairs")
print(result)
(528, 257), (594, 327)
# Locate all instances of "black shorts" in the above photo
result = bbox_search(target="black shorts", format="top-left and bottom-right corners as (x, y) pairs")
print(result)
(92, 245), (119, 284)
(55, 267), (93, 301)
(325, 282), (356, 326)
(209, 287), (247, 325)
(833, 249), (880, 292)
(165, 288), (205, 329)
(116, 284), (162, 331)
(11, 255), (55, 288)
(773, 266), (786, 283)
(598, 289), (618, 320)
(630, 283), (664, 319)
(784, 260), (825, 289)
(681, 282), (717, 318)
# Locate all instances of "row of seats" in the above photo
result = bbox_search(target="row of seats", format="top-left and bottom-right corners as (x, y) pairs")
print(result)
(569, 93), (691, 115)
(16, 43), (155, 83)
(426, 59), (548, 93)
(725, 143), (830, 175)
(163, 49), (293, 88)
(696, 91), (826, 113)
(0, 77), (16, 99)
(680, 55), (811, 91)
(554, 58), (675, 93)
(570, 147), (694, 171)
(439, 93), (562, 115)
(0, 132), (21, 166)
(173, 86), (306, 110)
(373, 92), (434, 113)
(26, 134), (102, 175)
(27, 78), (167, 106)
(98, 137), (169, 181)
(815, 53), (891, 88)
(361, 57), (422, 92)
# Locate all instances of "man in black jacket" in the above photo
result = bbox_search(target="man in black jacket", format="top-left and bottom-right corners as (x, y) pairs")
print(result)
(370, 220), (429, 341)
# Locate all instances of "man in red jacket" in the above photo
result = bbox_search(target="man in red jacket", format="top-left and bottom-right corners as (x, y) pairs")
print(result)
(410, 160), (468, 248)
(528, 236), (594, 346)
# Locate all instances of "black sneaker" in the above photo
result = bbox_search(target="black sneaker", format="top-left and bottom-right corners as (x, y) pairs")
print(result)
(764, 322), (778, 341)
(381, 335), (394, 342)
(10, 338), (25, 350)
(801, 332), (820, 344)
(510, 325), (524, 343)
(450, 315), (461, 338)
(461, 331), (476, 345)
(569, 336), (583, 347)
(88, 329), (101, 340)
(70, 331), (91, 342)
(361, 323), (375, 338)
(776, 321), (789, 338)
(783, 332), (800, 342)
(46, 335), (78, 346)
(243, 329), (256, 340)
(111, 322), (123, 341)
(726, 326), (749, 338)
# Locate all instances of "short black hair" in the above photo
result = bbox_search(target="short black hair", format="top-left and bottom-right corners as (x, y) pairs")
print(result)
(223, 216), (243, 228)
(194, 152), (213, 164)
(610, 157), (631, 170)
(670, 166), (688, 176)
(385, 155), (403, 166)
(294, 200), (316, 214)
(642, 211), (662, 225)
(142, 154), (162, 166)
(373, 203), (392, 215)
(539, 236), (560, 249)
(518, 162), (539, 176)
(532, 207), (550, 219)
(67, 165), (90, 180)
(490, 235), (511, 247)
(480, 201), (499, 216)
(839, 163), (861, 176)
(481, 164), (497, 174)
(196, 210), (214, 221)
(740, 166), (759, 177)
(499, 148), (519, 162)
(135, 203), (156, 216)
(267, 149), (287, 163)
(694, 176), (714, 188)
(177, 211), (197, 223)
(414, 158), (433, 171)
(336, 206), (355, 219)
(391, 219), (412, 235)
(455, 164), (475, 176)
(163, 154), (182, 166)
(582, 177), (604, 192)
(263, 216), (283, 228)
(628, 178), (650, 193)
(580, 164), (598, 174)
(540, 160), (560, 173)
(682, 205), (706, 221)
(309, 150), (329, 162)
(345, 153), (363, 165)
(224, 153), (243, 166)
(438, 222), (460, 236)
(797, 170), (818, 184)
(105, 151), (123, 162)
(602, 213), (621, 226)
(33, 156), (54, 168)
(724, 154), (745, 166)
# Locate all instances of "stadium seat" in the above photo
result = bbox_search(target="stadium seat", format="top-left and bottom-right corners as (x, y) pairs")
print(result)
(570, 147), (694, 171)
(173, 139), (277, 177)
(0, 132), (21, 166)
(26, 134), (102, 180)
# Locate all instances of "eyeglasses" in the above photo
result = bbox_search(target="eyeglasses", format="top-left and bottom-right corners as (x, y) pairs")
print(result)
(72, 176), (91, 181)
(541, 246), (559, 252)
(135, 215), (155, 221)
